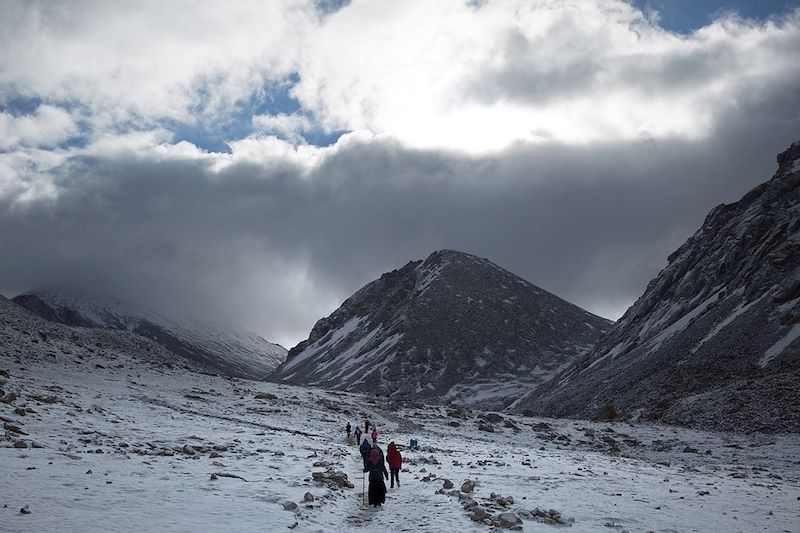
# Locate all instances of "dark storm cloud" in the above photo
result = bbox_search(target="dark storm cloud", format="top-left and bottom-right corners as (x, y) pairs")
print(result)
(2, 74), (799, 347)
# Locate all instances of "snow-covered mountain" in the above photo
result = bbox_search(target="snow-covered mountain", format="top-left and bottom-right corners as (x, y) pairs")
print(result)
(13, 291), (287, 379)
(270, 249), (611, 407)
(515, 142), (800, 432)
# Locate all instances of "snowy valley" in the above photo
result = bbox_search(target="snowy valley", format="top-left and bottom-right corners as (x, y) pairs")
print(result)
(2, 318), (798, 532)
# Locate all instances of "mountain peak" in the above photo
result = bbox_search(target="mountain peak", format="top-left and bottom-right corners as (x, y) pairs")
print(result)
(270, 251), (611, 408)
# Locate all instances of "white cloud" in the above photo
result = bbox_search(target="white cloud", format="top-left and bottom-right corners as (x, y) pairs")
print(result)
(252, 113), (312, 143)
(293, 0), (800, 151)
(0, 105), (78, 150)
(0, 0), (318, 129)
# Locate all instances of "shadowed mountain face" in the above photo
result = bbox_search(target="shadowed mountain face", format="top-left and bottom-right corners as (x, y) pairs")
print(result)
(515, 142), (800, 432)
(13, 292), (287, 380)
(269, 249), (611, 408)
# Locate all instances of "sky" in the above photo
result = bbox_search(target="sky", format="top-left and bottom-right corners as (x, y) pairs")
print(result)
(1, 0), (799, 347)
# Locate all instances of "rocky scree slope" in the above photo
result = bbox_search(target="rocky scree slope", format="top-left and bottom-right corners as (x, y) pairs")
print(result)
(0, 295), (198, 372)
(13, 292), (286, 380)
(270, 250), (611, 408)
(516, 142), (800, 432)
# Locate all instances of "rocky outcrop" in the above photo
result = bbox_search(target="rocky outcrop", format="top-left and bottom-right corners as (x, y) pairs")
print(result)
(270, 249), (611, 408)
(515, 142), (800, 432)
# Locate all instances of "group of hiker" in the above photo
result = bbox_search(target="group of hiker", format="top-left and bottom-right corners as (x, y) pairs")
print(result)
(346, 419), (403, 507)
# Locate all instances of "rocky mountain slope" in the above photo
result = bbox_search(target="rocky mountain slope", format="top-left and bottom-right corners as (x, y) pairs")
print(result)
(514, 142), (800, 432)
(13, 291), (286, 380)
(270, 250), (611, 407)
(0, 295), (190, 372)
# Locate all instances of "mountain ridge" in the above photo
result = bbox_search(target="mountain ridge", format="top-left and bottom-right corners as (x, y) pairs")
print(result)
(513, 141), (800, 432)
(13, 290), (287, 380)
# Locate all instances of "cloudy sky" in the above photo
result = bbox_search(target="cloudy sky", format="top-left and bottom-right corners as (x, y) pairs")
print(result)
(1, 0), (799, 347)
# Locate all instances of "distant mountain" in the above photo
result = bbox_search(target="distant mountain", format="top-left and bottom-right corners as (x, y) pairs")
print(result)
(269, 249), (611, 408)
(514, 142), (800, 432)
(0, 294), (186, 369)
(13, 291), (287, 379)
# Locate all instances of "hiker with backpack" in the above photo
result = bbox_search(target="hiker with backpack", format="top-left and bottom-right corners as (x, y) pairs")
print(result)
(371, 426), (378, 444)
(354, 427), (362, 446)
(366, 444), (389, 507)
(346, 422), (352, 443)
(360, 437), (372, 471)
(386, 441), (402, 488)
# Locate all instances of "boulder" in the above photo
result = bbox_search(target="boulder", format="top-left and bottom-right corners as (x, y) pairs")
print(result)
(461, 479), (476, 493)
(496, 513), (522, 528)
(303, 492), (315, 502)
(442, 479), (454, 489)
(282, 501), (298, 511)
(470, 506), (489, 521)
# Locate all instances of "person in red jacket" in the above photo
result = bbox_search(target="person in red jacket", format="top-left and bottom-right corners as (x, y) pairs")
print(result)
(386, 441), (402, 488)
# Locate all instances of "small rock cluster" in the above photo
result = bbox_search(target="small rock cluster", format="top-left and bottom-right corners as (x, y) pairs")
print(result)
(311, 467), (354, 489)
(437, 478), (573, 529)
(518, 507), (574, 526)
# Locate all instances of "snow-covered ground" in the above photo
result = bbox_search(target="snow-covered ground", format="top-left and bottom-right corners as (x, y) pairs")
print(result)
(1, 349), (798, 532)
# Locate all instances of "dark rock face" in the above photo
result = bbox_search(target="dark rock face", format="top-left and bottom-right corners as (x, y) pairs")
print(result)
(517, 142), (800, 432)
(270, 250), (611, 408)
(13, 292), (286, 380)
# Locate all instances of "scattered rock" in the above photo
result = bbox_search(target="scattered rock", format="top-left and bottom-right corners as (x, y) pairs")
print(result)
(443, 479), (454, 489)
(30, 394), (58, 404)
(0, 392), (17, 404)
(495, 512), (522, 528)
(470, 506), (489, 521)
(282, 501), (298, 511)
(4, 422), (27, 435)
(461, 479), (476, 493)
(255, 392), (278, 400)
(19, 505), (31, 515)
(13, 440), (27, 449)
(312, 467), (354, 489)
(303, 492), (315, 502)
(210, 472), (248, 482)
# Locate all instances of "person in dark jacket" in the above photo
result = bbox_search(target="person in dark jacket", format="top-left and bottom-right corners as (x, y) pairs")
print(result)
(367, 445), (389, 506)
(346, 422), (352, 442)
(360, 438), (372, 471)
(364, 419), (370, 436)
(354, 427), (362, 446)
(386, 441), (402, 488)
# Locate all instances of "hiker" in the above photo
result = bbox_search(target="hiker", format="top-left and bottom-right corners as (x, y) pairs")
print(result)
(346, 422), (352, 441)
(371, 427), (378, 444)
(364, 419), (370, 436)
(360, 438), (372, 471)
(367, 445), (389, 507)
(354, 427), (362, 446)
(386, 441), (402, 488)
